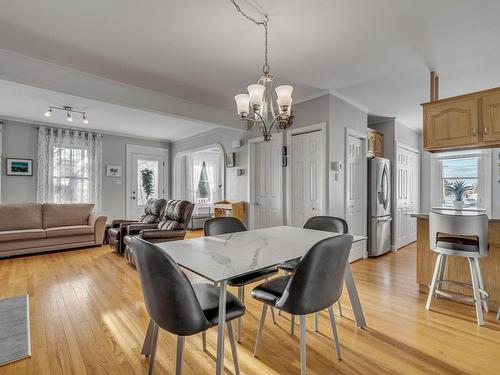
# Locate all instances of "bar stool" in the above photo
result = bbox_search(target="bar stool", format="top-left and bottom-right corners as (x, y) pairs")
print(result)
(426, 211), (489, 325)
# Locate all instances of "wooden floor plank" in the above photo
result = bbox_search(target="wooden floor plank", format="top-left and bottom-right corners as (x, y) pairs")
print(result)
(1, 235), (499, 374)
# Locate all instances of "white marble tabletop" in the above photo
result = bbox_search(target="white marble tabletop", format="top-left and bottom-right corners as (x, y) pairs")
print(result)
(156, 226), (366, 283)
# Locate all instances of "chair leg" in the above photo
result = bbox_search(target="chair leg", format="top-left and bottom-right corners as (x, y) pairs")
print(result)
(473, 258), (489, 312)
(227, 322), (240, 375)
(148, 322), (159, 375)
(291, 315), (295, 336)
(328, 306), (342, 360)
(314, 313), (319, 332)
(468, 257), (484, 326)
(175, 336), (185, 375)
(436, 254), (447, 298)
(426, 253), (443, 310)
(202, 331), (207, 352)
(271, 307), (277, 324)
(254, 304), (268, 357)
(237, 287), (244, 342)
(497, 307), (500, 320)
(299, 315), (307, 375)
(337, 301), (343, 317)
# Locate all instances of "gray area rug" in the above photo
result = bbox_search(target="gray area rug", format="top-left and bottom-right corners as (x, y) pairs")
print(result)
(0, 295), (31, 366)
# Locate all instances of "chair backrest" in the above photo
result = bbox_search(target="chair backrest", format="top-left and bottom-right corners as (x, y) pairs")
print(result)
(131, 237), (209, 336)
(139, 198), (167, 223)
(303, 216), (348, 234)
(204, 217), (247, 236)
(276, 234), (353, 315)
(429, 210), (488, 257)
(158, 200), (194, 230)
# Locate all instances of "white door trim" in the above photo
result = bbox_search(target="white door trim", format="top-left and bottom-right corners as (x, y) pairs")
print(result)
(172, 143), (226, 201)
(126, 144), (169, 219)
(286, 122), (327, 226)
(344, 128), (368, 236)
(248, 134), (284, 229)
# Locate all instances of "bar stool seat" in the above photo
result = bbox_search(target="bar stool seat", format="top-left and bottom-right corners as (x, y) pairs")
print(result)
(426, 211), (489, 326)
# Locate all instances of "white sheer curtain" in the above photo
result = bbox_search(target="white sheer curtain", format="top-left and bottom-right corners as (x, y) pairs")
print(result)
(37, 127), (103, 212)
(185, 154), (196, 202)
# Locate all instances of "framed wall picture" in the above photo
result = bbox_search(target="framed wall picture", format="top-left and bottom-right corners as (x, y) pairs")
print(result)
(226, 152), (236, 168)
(6, 158), (33, 176)
(106, 165), (122, 177)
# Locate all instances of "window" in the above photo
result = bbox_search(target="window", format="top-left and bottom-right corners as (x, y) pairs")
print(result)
(431, 150), (492, 212)
(52, 146), (90, 203)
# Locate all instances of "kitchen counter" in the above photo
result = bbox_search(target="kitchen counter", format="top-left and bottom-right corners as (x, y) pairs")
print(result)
(415, 215), (500, 311)
(410, 210), (500, 223)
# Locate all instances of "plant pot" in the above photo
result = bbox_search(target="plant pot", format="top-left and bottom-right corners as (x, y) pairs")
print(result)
(454, 200), (464, 209)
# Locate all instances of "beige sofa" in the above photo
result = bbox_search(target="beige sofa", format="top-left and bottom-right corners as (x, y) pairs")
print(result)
(0, 203), (107, 257)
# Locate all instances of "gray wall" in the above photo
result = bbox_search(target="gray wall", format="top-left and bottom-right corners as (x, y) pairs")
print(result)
(1, 120), (170, 221)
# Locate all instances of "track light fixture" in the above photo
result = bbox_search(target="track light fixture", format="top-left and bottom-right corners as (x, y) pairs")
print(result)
(43, 106), (89, 125)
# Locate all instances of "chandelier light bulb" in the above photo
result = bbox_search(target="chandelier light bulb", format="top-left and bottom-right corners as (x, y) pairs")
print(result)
(247, 84), (265, 110)
(275, 85), (293, 113)
(234, 94), (250, 117)
(66, 111), (73, 122)
(44, 108), (52, 117)
(82, 114), (89, 125)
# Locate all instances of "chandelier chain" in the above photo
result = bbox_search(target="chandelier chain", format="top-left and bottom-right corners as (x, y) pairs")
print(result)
(230, 0), (269, 74)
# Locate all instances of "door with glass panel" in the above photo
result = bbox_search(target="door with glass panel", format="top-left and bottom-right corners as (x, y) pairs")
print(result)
(129, 152), (166, 219)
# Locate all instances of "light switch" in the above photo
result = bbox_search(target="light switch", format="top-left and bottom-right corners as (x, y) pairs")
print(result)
(116, 180), (122, 185)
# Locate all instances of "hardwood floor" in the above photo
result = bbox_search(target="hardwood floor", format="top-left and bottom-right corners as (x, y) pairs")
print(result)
(1, 236), (499, 374)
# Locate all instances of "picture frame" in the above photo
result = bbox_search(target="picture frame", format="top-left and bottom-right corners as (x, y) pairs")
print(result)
(106, 165), (122, 177)
(226, 152), (236, 168)
(6, 158), (33, 176)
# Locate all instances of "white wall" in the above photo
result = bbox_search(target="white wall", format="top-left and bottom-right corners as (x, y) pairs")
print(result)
(1, 120), (170, 220)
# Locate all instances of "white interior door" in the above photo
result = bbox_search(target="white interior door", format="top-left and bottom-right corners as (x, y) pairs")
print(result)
(395, 145), (420, 248)
(346, 136), (364, 235)
(251, 137), (282, 229)
(291, 130), (324, 227)
(128, 149), (167, 219)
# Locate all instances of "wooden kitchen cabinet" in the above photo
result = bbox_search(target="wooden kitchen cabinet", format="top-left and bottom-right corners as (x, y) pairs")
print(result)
(482, 91), (500, 143)
(367, 128), (384, 157)
(423, 86), (500, 151)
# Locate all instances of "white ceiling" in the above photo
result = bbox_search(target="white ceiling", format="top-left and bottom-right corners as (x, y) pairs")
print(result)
(1, 0), (500, 131)
(0, 79), (218, 141)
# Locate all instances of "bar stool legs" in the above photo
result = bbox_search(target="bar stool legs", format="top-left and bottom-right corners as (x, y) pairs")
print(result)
(467, 258), (484, 326)
(426, 254), (444, 310)
(472, 258), (489, 312)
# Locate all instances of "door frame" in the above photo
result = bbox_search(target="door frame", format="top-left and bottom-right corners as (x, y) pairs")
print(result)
(286, 122), (327, 226)
(172, 143), (225, 202)
(344, 127), (368, 237)
(126, 144), (169, 219)
(248, 133), (284, 230)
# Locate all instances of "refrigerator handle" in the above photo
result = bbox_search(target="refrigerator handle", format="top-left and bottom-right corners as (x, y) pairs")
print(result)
(376, 216), (392, 222)
(382, 164), (389, 210)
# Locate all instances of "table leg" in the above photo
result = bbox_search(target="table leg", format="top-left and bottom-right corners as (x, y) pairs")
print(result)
(141, 319), (155, 356)
(344, 264), (366, 328)
(216, 280), (227, 375)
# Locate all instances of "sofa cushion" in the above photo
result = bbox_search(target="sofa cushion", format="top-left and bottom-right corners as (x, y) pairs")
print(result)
(0, 229), (46, 242)
(0, 203), (43, 231)
(0, 234), (95, 252)
(43, 204), (94, 228)
(45, 225), (94, 238)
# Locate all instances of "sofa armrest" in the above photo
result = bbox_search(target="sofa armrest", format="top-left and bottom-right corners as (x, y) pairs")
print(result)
(111, 219), (138, 228)
(89, 214), (108, 245)
(139, 229), (187, 242)
(127, 223), (158, 235)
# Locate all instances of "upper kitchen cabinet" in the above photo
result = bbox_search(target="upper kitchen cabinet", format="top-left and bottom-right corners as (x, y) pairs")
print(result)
(422, 86), (500, 151)
(482, 91), (500, 143)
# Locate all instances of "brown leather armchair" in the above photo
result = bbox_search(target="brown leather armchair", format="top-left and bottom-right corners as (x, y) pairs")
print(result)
(123, 199), (194, 265)
(108, 198), (167, 254)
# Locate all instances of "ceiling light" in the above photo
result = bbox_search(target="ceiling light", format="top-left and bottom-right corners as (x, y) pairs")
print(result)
(43, 105), (88, 125)
(44, 108), (53, 117)
(232, 0), (293, 142)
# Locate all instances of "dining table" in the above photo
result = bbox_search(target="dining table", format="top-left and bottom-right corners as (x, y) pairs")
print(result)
(141, 225), (367, 375)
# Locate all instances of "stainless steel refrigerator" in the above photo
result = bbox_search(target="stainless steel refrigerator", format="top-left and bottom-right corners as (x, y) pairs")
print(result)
(368, 157), (392, 257)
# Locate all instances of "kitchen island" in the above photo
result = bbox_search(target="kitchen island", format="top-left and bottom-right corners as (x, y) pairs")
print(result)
(413, 212), (500, 311)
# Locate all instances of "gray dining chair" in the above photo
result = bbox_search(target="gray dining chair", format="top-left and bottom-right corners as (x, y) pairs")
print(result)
(426, 211), (489, 325)
(131, 237), (245, 375)
(204, 217), (279, 342)
(278, 216), (348, 334)
(251, 234), (353, 374)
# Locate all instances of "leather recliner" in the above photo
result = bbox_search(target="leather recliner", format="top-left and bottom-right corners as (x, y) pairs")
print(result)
(123, 199), (194, 265)
(108, 198), (167, 254)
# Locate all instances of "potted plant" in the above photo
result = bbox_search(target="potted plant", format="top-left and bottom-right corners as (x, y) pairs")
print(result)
(445, 180), (472, 209)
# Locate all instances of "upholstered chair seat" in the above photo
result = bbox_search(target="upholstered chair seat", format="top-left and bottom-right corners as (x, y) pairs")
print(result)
(108, 198), (166, 254)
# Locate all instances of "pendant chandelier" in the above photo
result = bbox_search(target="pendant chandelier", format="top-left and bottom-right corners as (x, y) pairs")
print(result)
(232, 0), (293, 142)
